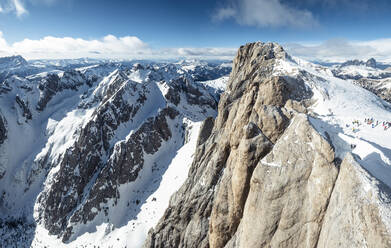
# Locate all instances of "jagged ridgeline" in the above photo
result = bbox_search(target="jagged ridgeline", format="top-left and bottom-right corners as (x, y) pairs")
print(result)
(0, 42), (391, 248)
(0, 58), (230, 247)
(144, 42), (391, 248)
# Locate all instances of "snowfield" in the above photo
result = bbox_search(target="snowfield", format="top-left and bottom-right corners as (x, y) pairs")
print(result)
(275, 57), (391, 190)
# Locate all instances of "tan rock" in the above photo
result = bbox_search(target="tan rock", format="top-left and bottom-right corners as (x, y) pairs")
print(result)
(144, 42), (391, 248)
(225, 114), (339, 248)
(317, 153), (391, 248)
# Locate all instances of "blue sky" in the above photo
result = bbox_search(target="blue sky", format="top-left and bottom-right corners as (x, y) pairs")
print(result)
(0, 0), (391, 61)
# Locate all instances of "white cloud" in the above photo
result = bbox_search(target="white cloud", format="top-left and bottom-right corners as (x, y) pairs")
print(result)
(175, 47), (236, 57)
(285, 38), (391, 62)
(13, 0), (27, 17)
(0, 0), (63, 17)
(213, 0), (318, 28)
(2, 34), (149, 59)
(0, 32), (236, 60)
(0, 0), (28, 17)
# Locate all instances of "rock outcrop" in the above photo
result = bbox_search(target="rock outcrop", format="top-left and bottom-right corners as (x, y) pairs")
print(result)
(0, 112), (6, 145)
(340, 58), (377, 69)
(144, 42), (391, 248)
(354, 78), (391, 103)
(317, 153), (391, 248)
(224, 114), (338, 248)
(36, 76), (165, 239)
(144, 42), (312, 247)
(36, 70), (85, 111)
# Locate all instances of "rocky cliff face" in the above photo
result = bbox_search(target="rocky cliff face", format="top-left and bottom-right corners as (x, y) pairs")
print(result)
(0, 59), (231, 247)
(144, 42), (391, 248)
(317, 153), (391, 248)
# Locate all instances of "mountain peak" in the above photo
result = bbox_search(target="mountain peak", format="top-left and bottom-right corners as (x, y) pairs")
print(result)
(0, 55), (28, 68)
(340, 57), (377, 68)
(366, 57), (377, 68)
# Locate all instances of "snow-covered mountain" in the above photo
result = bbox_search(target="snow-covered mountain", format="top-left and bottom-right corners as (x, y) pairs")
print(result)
(331, 58), (391, 80)
(0, 57), (230, 247)
(145, 43), (391, 247)
(0, 56), (28, 70)
(1, 42), (391, 248)
(322, 58), (391, 104)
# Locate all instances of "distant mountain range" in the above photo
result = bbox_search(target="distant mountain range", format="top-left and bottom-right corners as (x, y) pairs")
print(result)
(1, 45), (391, 248)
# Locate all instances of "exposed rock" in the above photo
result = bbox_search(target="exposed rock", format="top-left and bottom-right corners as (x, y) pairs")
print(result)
(15, 95), (32, 120)
(317, 153), (391, 248)
(165, 77), (218, 109)
(340, 58), (377, 69)
(0, 112), (7, 145)
(333, 58), (391, 80)
(209, 123), (272, 248)
(0, 58), (230, 246)
(144, 42), (313, 248)
(354, 78), (391, 103)
(143, 130), (230, 248)
(0, 112), (6, 179)
(36, 70), (85, 111)
(197, 117), (214, 146)
(62, 107), (179, 242)
(224, 114), (339, 248)
(144, 42), (391, 248)
(36, 77), (153, 237)
(366, 58), (377, 68)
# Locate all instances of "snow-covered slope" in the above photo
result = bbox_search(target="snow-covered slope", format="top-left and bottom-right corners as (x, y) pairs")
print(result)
(275, 56), (391, 190)
(0, 57), (231, 247)
(144, 42), (391, 248)
(2, 47), (391, 247)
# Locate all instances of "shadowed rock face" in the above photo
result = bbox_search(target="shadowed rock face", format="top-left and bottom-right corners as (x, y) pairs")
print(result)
(31, 63), (221, 242)
(0, 113), (6, 179)
(165, 76), (218, 109)
(36, 77), (161, 239)
(144, 42), (391, 248)
(37, 70), (86, 111)
(61, 107), (179, 242)
(0, 113), (7, 145)
(144, 42), (313, 248)
(15, 95), (32, 120)
(0, 58), (231, 246)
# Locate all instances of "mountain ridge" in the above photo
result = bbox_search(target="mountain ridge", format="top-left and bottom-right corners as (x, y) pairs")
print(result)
(145, 42), (391, 248)
(1, 42), (391, 247)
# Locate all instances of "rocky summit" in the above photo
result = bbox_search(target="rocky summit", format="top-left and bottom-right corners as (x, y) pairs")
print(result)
(144, 42), (391, 248)
(1, 42), (391, 248)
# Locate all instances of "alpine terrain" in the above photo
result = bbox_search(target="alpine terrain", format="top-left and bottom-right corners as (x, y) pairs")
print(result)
(145, 42), (391, 248)
(1, 42), (391, 248)
(0, 57), (230, 247)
